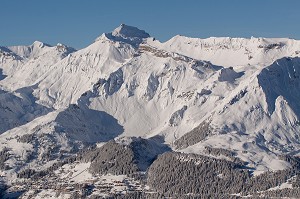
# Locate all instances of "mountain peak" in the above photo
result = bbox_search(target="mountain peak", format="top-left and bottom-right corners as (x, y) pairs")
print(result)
(96, 24), (150, 47)
(111, 24), (150, 39)
(31, 40), (51, 48)
(55, 43), (76, 53)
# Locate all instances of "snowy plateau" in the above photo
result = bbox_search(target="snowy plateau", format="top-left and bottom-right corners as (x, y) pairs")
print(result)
(1, 24), (300, 198)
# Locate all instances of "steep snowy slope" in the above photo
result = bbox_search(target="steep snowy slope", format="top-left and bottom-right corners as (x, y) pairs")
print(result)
(83, 50), (300, 172)
(0, 46), (23, 80)
(0, 87), (51, 134)
(31, 32), (138, 109)
(196, 57), (300, 171)
(81, 43), (221, 139)
(0, 42), (76, 135)
(0, 42), (76, 91)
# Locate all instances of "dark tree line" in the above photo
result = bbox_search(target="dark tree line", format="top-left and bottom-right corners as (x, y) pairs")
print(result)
(147, 152), (300, 198)
(174, 121), (212, 149)
(17, 133), (35, 143)
(204, 146), (246, 165)
(78, 138), (169, 176)
(0, 147), (10, 170)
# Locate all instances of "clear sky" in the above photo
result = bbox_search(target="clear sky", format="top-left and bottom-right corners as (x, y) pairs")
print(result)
(1, 0), (300, 49)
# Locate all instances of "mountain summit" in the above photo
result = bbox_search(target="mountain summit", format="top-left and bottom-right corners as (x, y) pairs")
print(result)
(111, 24), (150, 39)
(96, 24), (150, 46)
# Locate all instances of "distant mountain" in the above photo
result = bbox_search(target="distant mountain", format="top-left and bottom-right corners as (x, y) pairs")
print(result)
(1, 24), (300, 198)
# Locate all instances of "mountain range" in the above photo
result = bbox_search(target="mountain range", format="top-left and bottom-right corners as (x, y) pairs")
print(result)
(1, 24), (300, 198)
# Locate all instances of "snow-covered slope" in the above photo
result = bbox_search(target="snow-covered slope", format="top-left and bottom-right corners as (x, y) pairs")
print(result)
(0, 42), (76, 91)
(1, 24), (300, 197)
(148, 36), (300, 67)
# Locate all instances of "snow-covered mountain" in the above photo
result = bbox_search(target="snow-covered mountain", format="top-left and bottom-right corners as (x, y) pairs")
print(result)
(1, 24), (300, 198)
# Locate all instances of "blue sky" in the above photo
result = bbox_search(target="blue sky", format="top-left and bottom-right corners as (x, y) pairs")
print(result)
(1, 0), (300, 49)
